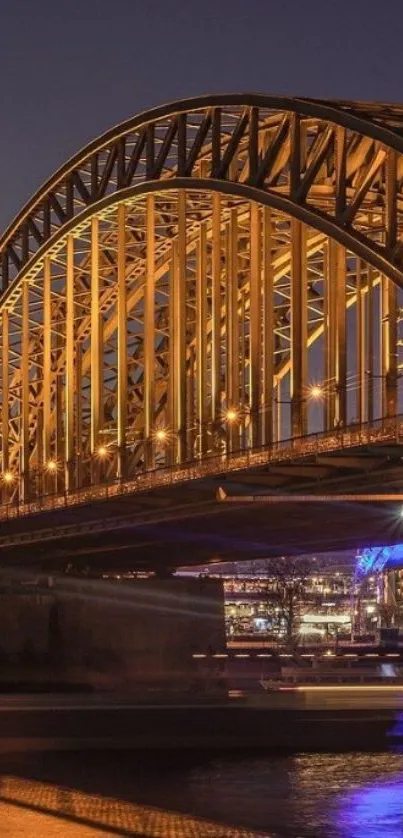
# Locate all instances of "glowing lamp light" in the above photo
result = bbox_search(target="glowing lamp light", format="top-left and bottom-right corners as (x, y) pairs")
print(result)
(2, 471), (13, 484)
(309, 385), (323, 400)
(400, 506), (403, 519)
(155, 429), (168, 442)
(97, 445), (108, 458)
(46, 460), (57, 473)
(225, 408), (238, 422)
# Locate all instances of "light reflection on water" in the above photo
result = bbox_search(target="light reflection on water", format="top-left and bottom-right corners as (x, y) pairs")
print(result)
(3, 751), (403, 837)
(185, 753), (403, 837)
(337, 781), (403, 838)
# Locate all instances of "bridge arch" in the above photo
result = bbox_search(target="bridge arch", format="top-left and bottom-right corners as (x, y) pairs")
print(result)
(1, 94), (403, 507)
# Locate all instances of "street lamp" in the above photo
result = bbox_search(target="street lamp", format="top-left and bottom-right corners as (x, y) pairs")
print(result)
(2, 471), (13, 485)
(309, 385), (323, 400)
(225, 408), (238, 422)
(155, 428), (168, 442)
(275, 384), (324, 405)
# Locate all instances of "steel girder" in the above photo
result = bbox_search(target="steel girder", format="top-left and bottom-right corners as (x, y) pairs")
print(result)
(1, 94), (403, 508)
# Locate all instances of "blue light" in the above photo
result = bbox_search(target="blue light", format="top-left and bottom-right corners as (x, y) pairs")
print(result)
(336, 781), (403, 837)
(356, 543), (403, 577)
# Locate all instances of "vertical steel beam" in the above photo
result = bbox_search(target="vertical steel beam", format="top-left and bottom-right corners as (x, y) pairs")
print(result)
(168, 244), (175, 465)
(240, 290), (246, 447)
(196, 223), (208, 455)
(249, 202), (261, 446)
(381, 274), (398, 418)
(326, 240), (339, 428)
(76, 344), (82, 489)
(188, 345), (195, 456)
(173, 191), (187, 462)
(42, 256), (52, 488)
(226, 209), (239, 452)
(36, 373), (43, 497)
(90, 217), (101, 480)
(356, 259), (366, 424)
(65, 235), (75, 491)
(55, 310), (63, 491)
(262, 207), (274, 444)
(291, 219), (307, 437)
(367, 266), (374, 423)
(211, 193), (221, 429)
(335, 243), (347, 426)
(117, 203), (127, 479)
(276, 378), (282, 443)
(1, 309), (9, 502)
(144, 195), (155, 468)
(323, 241), (330, 430)
(21, 282), (30, 502)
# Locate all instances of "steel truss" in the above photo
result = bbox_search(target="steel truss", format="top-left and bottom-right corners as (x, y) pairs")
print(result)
(1, 93), (403, 505)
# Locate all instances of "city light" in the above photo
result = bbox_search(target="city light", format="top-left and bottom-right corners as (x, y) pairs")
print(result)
(225, 408), (238, 422)
(155, 428), (168, 442)
(400, 506), (403, 518)
(2, 471), (13, 484)
(97, 446), (108, 458)
(46, 460), (57, 472)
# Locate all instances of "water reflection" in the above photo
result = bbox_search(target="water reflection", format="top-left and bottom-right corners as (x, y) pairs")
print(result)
(337, 780), (403, 838)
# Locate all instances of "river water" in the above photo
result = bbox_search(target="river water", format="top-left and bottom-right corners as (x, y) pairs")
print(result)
(2, 750), (403, 837)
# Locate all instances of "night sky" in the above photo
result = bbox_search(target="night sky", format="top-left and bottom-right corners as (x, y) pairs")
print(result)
(1, 0), (403, 233)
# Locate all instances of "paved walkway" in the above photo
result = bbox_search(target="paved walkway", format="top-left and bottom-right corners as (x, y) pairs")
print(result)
(0, 775), (267, 837)
(1, 800), (115, 836)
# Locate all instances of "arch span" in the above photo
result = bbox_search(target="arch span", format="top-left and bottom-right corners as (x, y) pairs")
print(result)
(0, 94), (403, 510)
(2, 93), (403, 290)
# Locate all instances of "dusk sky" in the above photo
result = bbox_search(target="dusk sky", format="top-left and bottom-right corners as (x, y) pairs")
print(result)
(1, 0), (403, 232)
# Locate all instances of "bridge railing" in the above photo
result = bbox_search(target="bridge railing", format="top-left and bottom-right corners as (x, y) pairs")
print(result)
(1, 414), (402, 522)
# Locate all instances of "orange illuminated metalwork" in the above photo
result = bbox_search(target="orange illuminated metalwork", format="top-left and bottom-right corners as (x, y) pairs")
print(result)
(0, 94), (403, 512)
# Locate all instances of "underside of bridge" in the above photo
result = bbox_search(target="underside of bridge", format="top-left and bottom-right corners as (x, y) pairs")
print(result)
(1, 434), (403, 570)
(2, 94), (403, 569)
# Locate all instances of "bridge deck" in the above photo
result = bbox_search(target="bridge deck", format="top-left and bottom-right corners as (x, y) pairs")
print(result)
(1, 418), (403, 569)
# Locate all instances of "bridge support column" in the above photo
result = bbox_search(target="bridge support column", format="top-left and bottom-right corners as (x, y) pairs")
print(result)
(226, 209), (239, 454)
(356, 259), (366, 425)
(117, 204), (127, 480)
(381, 275), (398, 419)
(171, 192), (187, 463)
(196, 223), (208, 457)
(249, 202), (261, 448)
(42, 256), (52, 493)
(262, 207), (274, 446)
(335, 243), (347, 427)
(55, 312), (63, 492)
(325, 240), (335, 429)
(211, 193), (221, 443)
(367, 265), (375, 423)
(75, 345), (83, 489)
(291, 219), (307, 438)
(144, 195), (155, 469)
(65, 235), (75, 493)
(1, 309), (9, 504)
(21, 281), (30, 503)
(326, 240), (346, 428)
(90, 218), (102, 484)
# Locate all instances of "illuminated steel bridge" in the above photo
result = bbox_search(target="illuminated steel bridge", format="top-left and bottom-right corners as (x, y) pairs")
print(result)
(3, 94), (403, 564)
